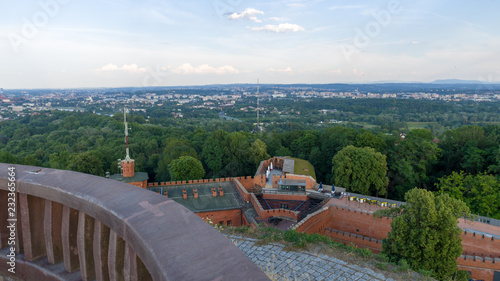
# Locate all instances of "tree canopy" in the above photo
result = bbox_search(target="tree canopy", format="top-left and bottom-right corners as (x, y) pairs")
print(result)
(436, 171), (500, 219)
(380, 188), (471, 280)
(332, 145), (388, 196)
(168, 156), (205, 181)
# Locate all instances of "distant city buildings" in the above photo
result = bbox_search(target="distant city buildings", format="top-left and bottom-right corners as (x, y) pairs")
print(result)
(0, 85), (498, 120)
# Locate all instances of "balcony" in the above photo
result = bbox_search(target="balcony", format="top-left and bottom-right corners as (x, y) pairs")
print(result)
(0, 164), (268, 281)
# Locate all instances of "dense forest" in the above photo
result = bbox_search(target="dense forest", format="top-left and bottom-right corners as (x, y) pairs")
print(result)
(1, 99), (499, 218)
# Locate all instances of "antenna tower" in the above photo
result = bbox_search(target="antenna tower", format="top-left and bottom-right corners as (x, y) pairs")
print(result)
(124, 108), (131, 161)
(257, 79), (260, 132)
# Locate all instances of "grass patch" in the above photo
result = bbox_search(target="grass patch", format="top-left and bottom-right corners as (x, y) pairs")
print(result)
(350, 122), (378, 129)
(288, 157), (317, 180)
(258, 228), (374, 259)
(396, 259), (410, 272)
(376, 263), (388, 270)
(406, 122), (438, 130)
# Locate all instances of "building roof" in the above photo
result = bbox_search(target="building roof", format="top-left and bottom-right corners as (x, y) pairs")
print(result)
(282, 158), (295, 174)
(109, 172), (149, 183)
(278, 179), (307, 186)
(148, 182), (242, 213)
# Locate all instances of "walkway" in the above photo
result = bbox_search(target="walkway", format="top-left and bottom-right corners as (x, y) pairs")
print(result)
(227, 235), (396, 281)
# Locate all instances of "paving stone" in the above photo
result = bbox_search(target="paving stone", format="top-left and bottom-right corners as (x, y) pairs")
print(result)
(226, 235), (393, 281)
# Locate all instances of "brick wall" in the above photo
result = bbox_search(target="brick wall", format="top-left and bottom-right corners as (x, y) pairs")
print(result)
(129, 180), (147, 189)
(250, 193), (300, 221)
(323, 228), (383, 253)
(318, 204), (500, 281)
(457, 256), (500, 281)
(232, 178), (252, 202)
(196, 209), (242, 227)
(294, 207), (330, 234)
(328, 205), (393, 241)
(147, 177), (233, 187)
(259, 208), (300, 221)
(148, 176), (266, 190)
(461, 231), (500, 258)
(259, 157), (285, 174)
(262, 193), (308, 201)
(234, 175), (266, 190)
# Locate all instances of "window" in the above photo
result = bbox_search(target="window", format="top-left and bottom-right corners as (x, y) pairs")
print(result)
(219, 221), (224, 226)
(227, 220), (232, 226)
(280, 203), (289, 209)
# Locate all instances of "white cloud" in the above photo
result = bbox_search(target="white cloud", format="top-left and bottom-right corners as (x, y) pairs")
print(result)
(172, 63), (239, 74)
(251, 23), (305, 33)
(268, 17), (287, 22)
(98, 63), (147, 74)
(268, 67), (293, 73)
(228, 8), (264, 23)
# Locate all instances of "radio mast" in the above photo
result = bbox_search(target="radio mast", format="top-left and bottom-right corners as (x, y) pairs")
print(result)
(124, 108), (131, 161)
(257, 79), (260, 132)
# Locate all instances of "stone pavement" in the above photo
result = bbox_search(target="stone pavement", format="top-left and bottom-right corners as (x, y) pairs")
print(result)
(227, 235), (396, 281)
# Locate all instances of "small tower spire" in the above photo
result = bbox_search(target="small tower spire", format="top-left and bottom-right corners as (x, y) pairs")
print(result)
(124, 108), (131, 161)
(257, 79), (260, 132)
(121, 107), (135, 177)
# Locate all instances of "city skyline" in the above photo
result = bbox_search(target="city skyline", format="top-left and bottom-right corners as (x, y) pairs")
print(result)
(1, 0), (500, 89)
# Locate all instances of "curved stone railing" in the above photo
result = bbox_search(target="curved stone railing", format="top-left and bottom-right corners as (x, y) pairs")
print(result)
(0, 164), (268, 281)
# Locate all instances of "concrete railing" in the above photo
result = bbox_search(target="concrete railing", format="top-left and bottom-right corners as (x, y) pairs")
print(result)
(0, 164), (268, 281)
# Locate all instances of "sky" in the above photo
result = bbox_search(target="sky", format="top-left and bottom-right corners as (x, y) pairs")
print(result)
(1, 0), (500, 89)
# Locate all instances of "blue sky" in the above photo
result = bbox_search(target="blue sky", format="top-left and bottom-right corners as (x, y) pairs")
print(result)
(1, 0), (499, 88)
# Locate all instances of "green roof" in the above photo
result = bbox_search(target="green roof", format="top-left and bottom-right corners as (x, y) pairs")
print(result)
(148, 182), (242, 213)
(110, 172), (149, 183)
(288, 157), (317, 180)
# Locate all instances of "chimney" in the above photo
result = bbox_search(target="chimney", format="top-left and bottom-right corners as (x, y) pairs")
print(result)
(193, 189), (198, 199)
(182, 189), (187, 199)
(218, 186), (224, 196)
(211, 187), (217, 197)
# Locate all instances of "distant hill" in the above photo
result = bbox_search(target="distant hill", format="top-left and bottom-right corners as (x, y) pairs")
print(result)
(432, 79), (494, 84)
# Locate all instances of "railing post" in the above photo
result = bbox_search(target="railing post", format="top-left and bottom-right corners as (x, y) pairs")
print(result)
(0, 190), (8, 248)
(78, 212), (96, 280)
(93, 220), (110, 281)
(44, 199), (63, 264)
(62, 205), (80, 272)
(20, 193), (46, 261)
(108, 230), (126, 280)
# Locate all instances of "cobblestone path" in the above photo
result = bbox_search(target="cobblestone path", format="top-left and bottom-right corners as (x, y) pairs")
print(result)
(227, 235), (396, 281)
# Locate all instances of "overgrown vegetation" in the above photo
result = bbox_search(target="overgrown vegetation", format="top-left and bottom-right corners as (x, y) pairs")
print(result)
(223, 226), (439, 280)
(379, 188), (472, 281)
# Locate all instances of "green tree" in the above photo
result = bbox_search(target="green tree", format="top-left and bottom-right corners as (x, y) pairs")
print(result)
(381, 188), (471, 280)
(386, 129), (439, 200)
(249, 139), (270, 167)
(355, 131), (386, 152)
(0, 151), (18, 164)
(67, 151), (104, 176)
(168, 156), (205, 181)
(437, 171), (500, 218)
(156, 138), (198, 181)
(332, 145), (388, 196)
(201, 130), (228, 177)
(275, 146), (292, 157)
